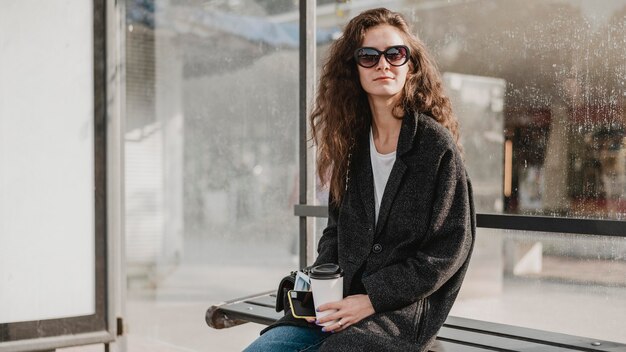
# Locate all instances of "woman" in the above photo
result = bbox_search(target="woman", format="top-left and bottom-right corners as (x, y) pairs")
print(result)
(244, 7), (474, 352)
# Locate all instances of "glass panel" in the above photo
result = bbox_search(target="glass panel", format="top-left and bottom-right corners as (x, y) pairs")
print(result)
(453, 228), (626, 343)
(313, 0), (626, 345)
(315, 0), (626, 220)
(312, 221), (626, 342)
(0, 0), (95, 324)
(125, 0), (299, 350)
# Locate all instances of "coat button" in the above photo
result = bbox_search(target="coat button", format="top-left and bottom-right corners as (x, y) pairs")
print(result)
(372, 243), (383, 253)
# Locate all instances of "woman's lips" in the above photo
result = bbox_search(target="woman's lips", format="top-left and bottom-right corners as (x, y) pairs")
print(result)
(374, 76), (393, 81)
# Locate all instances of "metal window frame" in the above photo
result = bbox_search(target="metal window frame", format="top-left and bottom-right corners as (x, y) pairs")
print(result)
(0, 0), (123, 350)
(295, 1), (625, 350)
(295, 205), (626, 238)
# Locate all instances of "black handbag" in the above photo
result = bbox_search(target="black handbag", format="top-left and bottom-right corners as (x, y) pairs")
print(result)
(275, 267), (312, 313)
(275, 271), (297, 313)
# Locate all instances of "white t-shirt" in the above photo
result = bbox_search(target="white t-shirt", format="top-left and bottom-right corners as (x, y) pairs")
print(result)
(370, 129), (396, 225)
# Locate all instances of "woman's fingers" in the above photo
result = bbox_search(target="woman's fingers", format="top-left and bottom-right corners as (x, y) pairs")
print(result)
(321, 317), (350, 333)
(334, 317), (350, 332)
(318, 309), (350, 332)
(316, 300), (344, 329)
(316, 309), (341, 326)
(315, 295), (376, 333)
(316, 300), (342, 312)
(320, 320), (340, 332)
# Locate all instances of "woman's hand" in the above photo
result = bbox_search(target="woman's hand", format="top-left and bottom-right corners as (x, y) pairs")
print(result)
(316, 294), (375, 333)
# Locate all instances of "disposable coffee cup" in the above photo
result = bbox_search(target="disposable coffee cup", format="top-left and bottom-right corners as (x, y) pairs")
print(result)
(309, 263), (344, 326)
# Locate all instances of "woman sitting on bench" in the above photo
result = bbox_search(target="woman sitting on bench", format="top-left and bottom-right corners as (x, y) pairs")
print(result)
(244, 7), (475, 352)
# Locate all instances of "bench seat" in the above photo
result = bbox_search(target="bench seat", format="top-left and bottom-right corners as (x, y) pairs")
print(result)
(206, 291), (626, 352)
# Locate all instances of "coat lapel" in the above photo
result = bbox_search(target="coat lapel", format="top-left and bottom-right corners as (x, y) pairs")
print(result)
(374, 112), (419, 237)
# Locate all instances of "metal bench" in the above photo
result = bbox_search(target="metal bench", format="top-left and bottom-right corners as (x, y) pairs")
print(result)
(206, 291), (626, 352)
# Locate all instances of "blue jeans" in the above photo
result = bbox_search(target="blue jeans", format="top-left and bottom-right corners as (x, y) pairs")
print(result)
(243, 325), (330, 352)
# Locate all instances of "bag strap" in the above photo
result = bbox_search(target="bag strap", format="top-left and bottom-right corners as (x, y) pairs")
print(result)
(345, 139), (355, 191)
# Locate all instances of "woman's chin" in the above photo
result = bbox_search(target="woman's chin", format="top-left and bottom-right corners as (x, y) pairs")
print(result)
(366, 89), (403, 101)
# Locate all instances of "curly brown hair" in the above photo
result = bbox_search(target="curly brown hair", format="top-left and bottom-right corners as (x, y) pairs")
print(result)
(311, 7), (462, 205)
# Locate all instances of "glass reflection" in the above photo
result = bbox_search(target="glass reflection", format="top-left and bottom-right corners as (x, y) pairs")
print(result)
(315, 0), (626, 220)
(313, 0), (626, 344)
(125, 0), (300, 350)
(453, 228), (626, 344)
(126, 0), (300, 273)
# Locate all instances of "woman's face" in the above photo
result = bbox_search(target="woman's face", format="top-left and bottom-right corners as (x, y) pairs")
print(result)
(357, 25), (410, 102)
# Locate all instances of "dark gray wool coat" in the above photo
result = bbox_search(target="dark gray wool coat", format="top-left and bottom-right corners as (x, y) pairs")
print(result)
(262, 112), (475, 352)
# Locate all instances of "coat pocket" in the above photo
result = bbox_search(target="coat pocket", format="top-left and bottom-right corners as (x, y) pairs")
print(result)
(413, 298), (429, 342)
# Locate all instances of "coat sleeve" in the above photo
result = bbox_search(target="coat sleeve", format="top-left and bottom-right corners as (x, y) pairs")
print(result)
(312, 193), (339, 266)
(362, 149), (474, 313)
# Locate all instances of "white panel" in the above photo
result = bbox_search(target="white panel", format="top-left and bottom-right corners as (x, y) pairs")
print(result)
(0, 0), (95, 323)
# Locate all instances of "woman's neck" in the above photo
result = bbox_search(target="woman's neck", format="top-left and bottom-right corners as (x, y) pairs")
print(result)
(368, 96), (402, 154)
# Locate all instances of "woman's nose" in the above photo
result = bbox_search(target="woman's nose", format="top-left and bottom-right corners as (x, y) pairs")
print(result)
(375, 56), (390, 70)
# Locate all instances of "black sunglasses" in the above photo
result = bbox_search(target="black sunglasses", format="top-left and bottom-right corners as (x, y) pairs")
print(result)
(354, 45), (410, 68)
